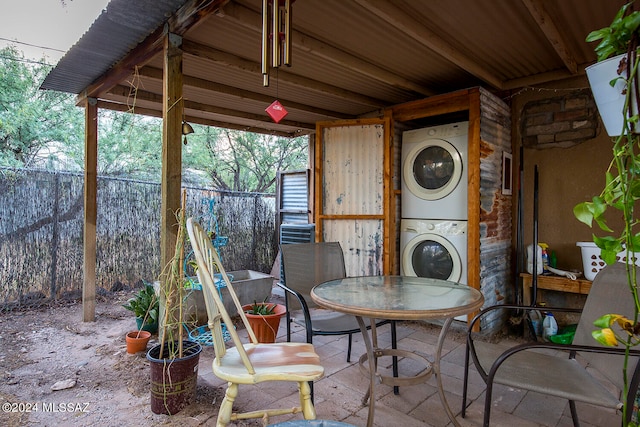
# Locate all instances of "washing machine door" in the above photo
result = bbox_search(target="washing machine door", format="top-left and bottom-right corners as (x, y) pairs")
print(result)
(402, 233), (462, 282)
(403, 139), (463, 201)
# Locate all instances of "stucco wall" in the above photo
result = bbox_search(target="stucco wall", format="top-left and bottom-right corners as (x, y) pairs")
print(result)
(511, 75), (623, 278)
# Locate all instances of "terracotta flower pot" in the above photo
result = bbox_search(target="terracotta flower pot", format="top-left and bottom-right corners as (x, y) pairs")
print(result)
(125, 330), (151, 354)
(242, 303), (286, 343)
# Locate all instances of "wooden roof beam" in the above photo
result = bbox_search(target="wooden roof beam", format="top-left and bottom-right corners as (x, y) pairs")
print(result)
(96, 99), (306, 138)
(137, 66), (354, 119)
(105, 85), (316, 130)
(502, 63), (587, 90)
(521, 0), (578, 75)
(353, 0), (504, 90)
(220, 1), (435, 97)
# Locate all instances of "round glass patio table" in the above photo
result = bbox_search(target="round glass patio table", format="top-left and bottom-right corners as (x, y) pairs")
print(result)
(311, 275), (484, 427)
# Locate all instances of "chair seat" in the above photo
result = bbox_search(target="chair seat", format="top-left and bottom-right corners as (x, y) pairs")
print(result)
(214, 342), (325, 383)
(291, 309), (383, 333)
(474, 341), (622, 409)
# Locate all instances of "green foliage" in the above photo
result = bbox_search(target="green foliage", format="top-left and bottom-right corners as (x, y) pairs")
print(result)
(0, 46), (83, 168)
(0, 46), (307, 191)
(579, 4), (640, 423)
(94, 110), (163, 179)
(586, 1), (640, 61)
(122, 283), (159, 325)
(245, 298), (277, 315)
(184, 127), (308, 193)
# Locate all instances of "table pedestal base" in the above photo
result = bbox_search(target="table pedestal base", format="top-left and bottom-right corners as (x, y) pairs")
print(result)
(358, 348), (432, 405)
(356, 316), (461, 427)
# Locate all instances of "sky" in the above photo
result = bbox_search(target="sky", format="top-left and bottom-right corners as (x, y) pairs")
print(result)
(0, 0), (111, 64)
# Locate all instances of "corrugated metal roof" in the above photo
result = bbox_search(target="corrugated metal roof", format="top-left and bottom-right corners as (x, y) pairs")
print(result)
(41, 0), (628, 136)
(41, 0), (185, 93)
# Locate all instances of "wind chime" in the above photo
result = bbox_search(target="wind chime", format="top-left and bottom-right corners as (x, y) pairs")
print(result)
(262, 0), (293, 123)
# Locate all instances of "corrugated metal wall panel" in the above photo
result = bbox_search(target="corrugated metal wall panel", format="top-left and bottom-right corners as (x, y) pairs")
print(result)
(281, 172), (309, 214)
(322, 125), (384, 216)
(478, 88), (513, 332)
(319, 121), (387, 275)
(323, 219), (384, 277)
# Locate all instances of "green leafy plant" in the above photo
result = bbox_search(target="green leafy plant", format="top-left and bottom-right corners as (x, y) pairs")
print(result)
(245, 298), (277, 315)
(122, 282), (159, 326)
(576, 2), (640, 424)
(586, 1), (640, 61)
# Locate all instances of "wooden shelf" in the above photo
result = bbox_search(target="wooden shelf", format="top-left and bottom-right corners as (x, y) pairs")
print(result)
(520, 273), (592, 305)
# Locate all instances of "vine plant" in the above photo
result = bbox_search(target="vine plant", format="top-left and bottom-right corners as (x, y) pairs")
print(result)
(575, 2), (640, 424)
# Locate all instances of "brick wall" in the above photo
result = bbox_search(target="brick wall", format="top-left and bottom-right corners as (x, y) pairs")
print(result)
(521, 89), (598, 149)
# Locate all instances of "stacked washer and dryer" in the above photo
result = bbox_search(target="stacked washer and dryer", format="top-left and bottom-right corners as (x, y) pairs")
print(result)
(400, 121), (469, 289)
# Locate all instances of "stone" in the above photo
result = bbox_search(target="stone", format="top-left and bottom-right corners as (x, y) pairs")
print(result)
(51, 378), (76, 391)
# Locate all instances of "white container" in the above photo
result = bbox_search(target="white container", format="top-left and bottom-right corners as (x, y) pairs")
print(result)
(526, 244), (543, 275)
(542, 312), (558, 341)
(577, 242), (640, 281)
(586, 53), (638, 137)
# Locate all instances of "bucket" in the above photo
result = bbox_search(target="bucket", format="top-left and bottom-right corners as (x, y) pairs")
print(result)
(146, 340), (202, 415)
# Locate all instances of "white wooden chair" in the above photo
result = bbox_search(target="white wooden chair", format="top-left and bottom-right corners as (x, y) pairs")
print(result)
(187, 218), (324, 427)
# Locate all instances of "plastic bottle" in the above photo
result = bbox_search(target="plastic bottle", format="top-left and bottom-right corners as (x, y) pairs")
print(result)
(542, 312), (558, 341)
(529, 310), (543, 337)
(550, 250), (557, 269)
(539, 243), (550, 273)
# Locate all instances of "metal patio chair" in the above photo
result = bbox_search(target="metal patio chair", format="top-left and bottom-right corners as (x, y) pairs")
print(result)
(279, 242), (398, 393)
(462, 262), (640, 427)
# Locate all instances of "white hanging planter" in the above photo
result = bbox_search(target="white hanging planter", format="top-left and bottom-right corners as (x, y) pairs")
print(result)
(586, 53), (638, 137)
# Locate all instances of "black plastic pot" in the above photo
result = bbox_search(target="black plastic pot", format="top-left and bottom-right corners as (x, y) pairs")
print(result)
(146, 340), (202, 415)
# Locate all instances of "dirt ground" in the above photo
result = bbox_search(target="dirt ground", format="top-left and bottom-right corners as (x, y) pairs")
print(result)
(0, 291), (238, 427)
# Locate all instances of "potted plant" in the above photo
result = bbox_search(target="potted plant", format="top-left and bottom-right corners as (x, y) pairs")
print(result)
(585, 1), (640, 136)
(241, 298), (286, 343)
(146, 193), (202, 415)
(576, 2), (640, 424)
(122, 282), (159, 334)
(125, 329), (152, 354)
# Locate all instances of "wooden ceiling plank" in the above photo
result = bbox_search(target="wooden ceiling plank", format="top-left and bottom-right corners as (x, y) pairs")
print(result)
(521, 0), (578, 75)
(182, 39), (389, 108)
(353, 0), (504, 90)
(221, 1), (435, 96)
(138, 66), (353, 119)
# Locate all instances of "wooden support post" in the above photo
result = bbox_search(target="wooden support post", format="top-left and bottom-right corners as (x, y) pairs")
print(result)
(160, 32), (184, 335)
(83, 98), (98, 322)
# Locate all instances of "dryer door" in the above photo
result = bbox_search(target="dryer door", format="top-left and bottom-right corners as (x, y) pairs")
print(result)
(402, 233), (462, 282)
(403, 139), (463, 201)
